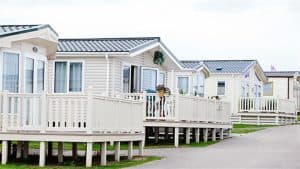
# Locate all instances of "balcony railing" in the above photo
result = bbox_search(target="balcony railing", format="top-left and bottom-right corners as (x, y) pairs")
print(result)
(0, 90), (144, 134)
(239, 97), (296, 115)
(118, 93), (231, 124)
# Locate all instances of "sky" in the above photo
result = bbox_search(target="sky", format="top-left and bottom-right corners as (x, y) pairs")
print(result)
(1, 0), (299, 71)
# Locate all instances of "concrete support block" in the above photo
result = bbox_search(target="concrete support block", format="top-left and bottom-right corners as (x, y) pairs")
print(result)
(114, 141), (120, 162)
(101, 142), (107, 166)
(174, 127), (179, 147)
(58, 142), (64, 163)
(203, 128), (208, 142)
(2, 140), (8, 164)
(128, 141), (133, 160)
(195, 128), (200, 143)
(138, 140), (144, 156)
(16, 141), (22, 159)
(86, 142), (93, 167)
(23, 142), (29, 159)
(185, 128), (190, 144)
(220, 128), (224, 140)
(212, 128), (217, 141)
(39, 141), (46, 167)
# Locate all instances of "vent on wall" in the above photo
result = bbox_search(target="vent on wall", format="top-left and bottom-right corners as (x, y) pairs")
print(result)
(216, 67), (223, 71)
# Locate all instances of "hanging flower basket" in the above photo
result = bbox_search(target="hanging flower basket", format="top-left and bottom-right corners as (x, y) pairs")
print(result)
(153, 51), (165, 65)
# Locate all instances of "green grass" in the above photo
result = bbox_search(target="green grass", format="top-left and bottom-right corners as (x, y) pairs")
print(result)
(145, 140), (218, 149)
(232, 124), (275, 134)
(297, 115), (300, 122)
(1, 156), (161, 169)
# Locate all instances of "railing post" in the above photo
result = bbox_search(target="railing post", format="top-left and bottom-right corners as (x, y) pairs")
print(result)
(2, 91), (8, 132)
(276, 97), (280, 113)
(142, 91), (147, 120)
(86, 86), (93, 134)
(174, 91), (180, 121)
(40, 92), (47, 133)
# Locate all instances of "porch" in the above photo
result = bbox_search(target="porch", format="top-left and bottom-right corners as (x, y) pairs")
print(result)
(117, 92), (232, 147)
(235, 97), (297, 125)
(0, 89), (144, 167)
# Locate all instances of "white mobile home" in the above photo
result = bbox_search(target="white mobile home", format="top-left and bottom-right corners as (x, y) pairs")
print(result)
(0, 24), (231, 167)
(264, 71), (300, 114)
(181, 60), (297, 125)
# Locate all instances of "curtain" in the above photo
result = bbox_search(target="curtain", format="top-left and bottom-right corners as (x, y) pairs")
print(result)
(69, 62), (82, 92)
(159, 73), (165, 85)
(2, 52), (19, 93)
(178, 77), (189, 94)
(37, 60), (45, 93)
(25, 58), (34, 93)
(54, 62), (67, 93)
(142, 69), (157, 91)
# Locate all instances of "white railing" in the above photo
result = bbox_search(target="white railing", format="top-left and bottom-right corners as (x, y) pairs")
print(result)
(0, 90), (144, 133)
(239, 97), (296, 115)
(120, 93), (231, 124)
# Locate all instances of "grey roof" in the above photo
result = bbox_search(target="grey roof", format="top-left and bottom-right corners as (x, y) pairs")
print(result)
(264, 71), (300, 77)
(180, 60), (203, 69)
(0, 24), (58, 38)
(57, 37), (160, 53)
(181, 60), (257, 73)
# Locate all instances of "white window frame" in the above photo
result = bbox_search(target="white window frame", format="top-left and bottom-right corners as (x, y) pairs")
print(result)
(176, 76), (190, 95)
(24, 51), (47, 93)
(141, 67), (159, 91)
(0, 49), (22, 93)
(217, 81), (226, 96)
(53, 60), (85, 94)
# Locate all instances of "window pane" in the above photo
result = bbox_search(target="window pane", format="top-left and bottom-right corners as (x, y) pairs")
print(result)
(122, 66), (130, 93)
(54, 62), (67, 93)
(178, 77), (189, 94)
(193, 74), (204, 96)
(142, 69), (157, 92)
(25, 58), (34, 93)
(2, 52), (19, 93)
(217, 81), (225, 95)
(37, 60), (45, 93)
(69, 63), (82, 92)
(263, 83), (273, 96)
(159, 73), (165, 85)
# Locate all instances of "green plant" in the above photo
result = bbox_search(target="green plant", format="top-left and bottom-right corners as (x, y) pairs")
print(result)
(153, 51), (164, 65)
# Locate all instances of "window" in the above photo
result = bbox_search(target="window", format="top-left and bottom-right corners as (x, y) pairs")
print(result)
(217, 81), (225, 95)
(25, 58), (34, 93)
(159, 72), (166, 86)
(2, 52), (19, 93)
(37, 60), (45, 93)
(193, 74), (204, 96)
(122, 65), (130, 93)
(54, 61), (83, 93)
(177, 76), (189, 94)
(141, 68), (157, 92)
(263, 82), (273, 96)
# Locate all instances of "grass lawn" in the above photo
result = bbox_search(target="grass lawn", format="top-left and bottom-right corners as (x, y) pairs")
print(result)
(232, 124), (275, 134)
(146, 141), (218, 149)
(297, 115), (300, 122)
(2, 156), (161, 169)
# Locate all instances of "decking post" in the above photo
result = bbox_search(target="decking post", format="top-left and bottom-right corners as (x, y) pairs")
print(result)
(58, 142), (64, 163)
(23, 141), (29, 159)
(203, 128), (208, 142)
(114, 141), (120, 162)
(72, 142), (78, 161)
(138, 140), (144, 156)
(39, 141), (46, 167)
(154, 127), (159, 143)
(16, 141), (22, 159)
(1, 140), (8, 164)
(101, 142), (107, 166)
(142, 91), (147, 120)
(257, 115), (260, 125)
(2, 91), (8, 132)
(40, 92), (47, 133)
(220, 128), (224, 140)
(86, 142), (93, 167)
(174, 127), (179, 147)
(185, 128), (190, 144)
(195, 128), (200, 143)
(128, 141), (133, 160)
(87, 86), (93, 134)
(212, 128), (217, 141)
(275, 115), (279, 125)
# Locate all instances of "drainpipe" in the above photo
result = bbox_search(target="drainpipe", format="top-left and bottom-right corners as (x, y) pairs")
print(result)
(287, 77), (290, 99)
(105, 54), (110, 96)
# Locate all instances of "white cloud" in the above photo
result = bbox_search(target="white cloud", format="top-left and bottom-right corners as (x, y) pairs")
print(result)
(0, 0), (299, 70)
